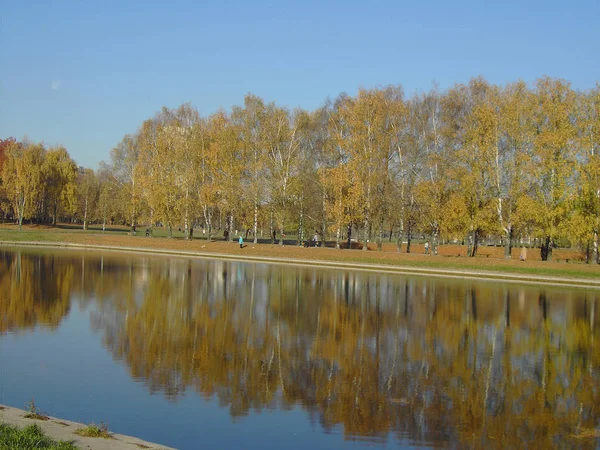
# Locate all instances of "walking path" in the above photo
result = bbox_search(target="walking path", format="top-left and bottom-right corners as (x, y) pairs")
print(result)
(2, 240), (599, 289)
(0, 404), (175, 450)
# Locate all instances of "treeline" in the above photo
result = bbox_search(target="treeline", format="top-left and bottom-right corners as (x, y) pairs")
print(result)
(1, 76), (599, 261)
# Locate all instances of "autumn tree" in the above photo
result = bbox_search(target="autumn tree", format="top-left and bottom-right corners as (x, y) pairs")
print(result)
(263, 104), (305, 246)
(104, 134), (142, 232)
(574, 84), (600, 262)
(496, 81), (536, 258)
(42, 147), (78, 225)
(2, 142), (45, 229)
(525, 77), (577, 261)
(232, 94), (267, 243)
(333, 89), (396, 250)
(412, 87), (450, 255)
(209, 109), (244, 241)
(77, 168), (99, 230)
(96, 167), (118, 231)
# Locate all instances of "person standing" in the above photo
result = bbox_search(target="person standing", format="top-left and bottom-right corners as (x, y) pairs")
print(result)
(239, 235), (244, 248)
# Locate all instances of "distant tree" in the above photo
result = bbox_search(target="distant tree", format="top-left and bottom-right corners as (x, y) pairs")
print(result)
(2, 142), (45, 229)
(77, 168), (99, 230)
(42, 147), (78, 225)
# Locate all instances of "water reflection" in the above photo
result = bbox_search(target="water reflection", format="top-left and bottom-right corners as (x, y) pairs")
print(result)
(1, 248), (599, 448)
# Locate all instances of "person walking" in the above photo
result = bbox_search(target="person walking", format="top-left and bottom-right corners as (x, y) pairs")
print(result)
(239, 235), (244, 249)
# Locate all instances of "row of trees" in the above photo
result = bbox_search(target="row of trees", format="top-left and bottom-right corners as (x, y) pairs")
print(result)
(1, 76), (599, 261)
(0, 138), (85, 228)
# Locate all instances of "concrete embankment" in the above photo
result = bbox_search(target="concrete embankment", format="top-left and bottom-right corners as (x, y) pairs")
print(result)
(0, 404), (175, 450)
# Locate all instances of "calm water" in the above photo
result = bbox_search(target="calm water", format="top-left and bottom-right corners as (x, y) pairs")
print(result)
(0, 247), (599, 449)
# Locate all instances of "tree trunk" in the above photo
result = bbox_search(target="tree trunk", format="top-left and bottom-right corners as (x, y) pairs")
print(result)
(321, 190), (328, 242)
(83, 198), (88, 231)
(184, 187), (190, 240)
(586, 240), (591, 264)
(377, 215), (384, 251)
(432, 227), (439, 255)
(270, 212), (275, 244)
(168, 225), (173, 239)
(363, 213), (369, 251)
(396, 218), (404, 253)
(406, 223), (412, 253)
(593, 230), (599, 264)
(468, 229), (480, 257)
(347, 223), (352, 250)
(540, 236), (553, 261)
(297, 198), (304, 246)
(202, 206), (211, 240)
(17, 195), (25, 231)
(336, 224), (341, 249)
(279, 219), (284, 246)
(253, 194), (259, 244)
(504, 225), (513, 259)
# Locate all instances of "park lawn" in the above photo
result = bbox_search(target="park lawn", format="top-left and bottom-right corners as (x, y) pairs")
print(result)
(0, 423), (77, 450)
(0, 223), (599, 281)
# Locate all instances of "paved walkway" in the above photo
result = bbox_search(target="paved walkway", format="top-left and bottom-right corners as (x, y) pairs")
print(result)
(0, 404), (175, 449)
(2, 240), (599, 289)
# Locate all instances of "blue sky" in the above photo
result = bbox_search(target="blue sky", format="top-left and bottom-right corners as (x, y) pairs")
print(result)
(1, 0), (599, 169)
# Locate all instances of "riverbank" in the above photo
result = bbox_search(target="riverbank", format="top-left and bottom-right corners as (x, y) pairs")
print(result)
(0, 404), (175, 449)
(1, 228), (599, 288)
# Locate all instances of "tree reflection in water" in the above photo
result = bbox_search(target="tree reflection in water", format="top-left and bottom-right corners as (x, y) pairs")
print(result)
(1, 248), (599, 448)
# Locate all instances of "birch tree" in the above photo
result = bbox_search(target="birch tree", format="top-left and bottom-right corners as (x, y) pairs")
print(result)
(77, 168), (99, 230)
(232, 94), (267, 243)
(496, 81), (536, 258)
(263, 104), (304, 246)
(574, 84), (600, 262)
(42, 147), (78, 225)
(106, 134), (142, 232)
(527, 77), (577, 261)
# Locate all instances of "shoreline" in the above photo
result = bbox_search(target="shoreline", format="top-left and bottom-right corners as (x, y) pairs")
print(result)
(2, 240), (600, 289)
(0, 404), (175, 450)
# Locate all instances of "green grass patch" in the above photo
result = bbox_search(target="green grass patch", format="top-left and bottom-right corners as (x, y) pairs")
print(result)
(74, 423), (111, 439)
(0, 423), (77, 450)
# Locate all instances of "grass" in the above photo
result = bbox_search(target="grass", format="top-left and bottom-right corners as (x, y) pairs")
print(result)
(23, 398), (49, 421)
(1, 223), (599, 283)
(0, 423), (77, 450)
(74, 422), (112, 439)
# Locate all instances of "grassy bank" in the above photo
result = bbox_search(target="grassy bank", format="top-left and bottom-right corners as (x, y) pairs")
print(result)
(0, 223), (599, 282)
(0, 423), (77, 450)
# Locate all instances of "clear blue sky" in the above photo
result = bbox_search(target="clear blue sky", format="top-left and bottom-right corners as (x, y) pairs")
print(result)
(1, 0), (599, 169)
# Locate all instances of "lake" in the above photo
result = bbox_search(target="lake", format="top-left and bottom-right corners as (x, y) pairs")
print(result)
(0, 247), (599, 449)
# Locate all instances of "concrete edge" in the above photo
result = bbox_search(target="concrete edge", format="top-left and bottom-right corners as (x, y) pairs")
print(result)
(1, 240), (599, 290)
(0, 404), (176, 450)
